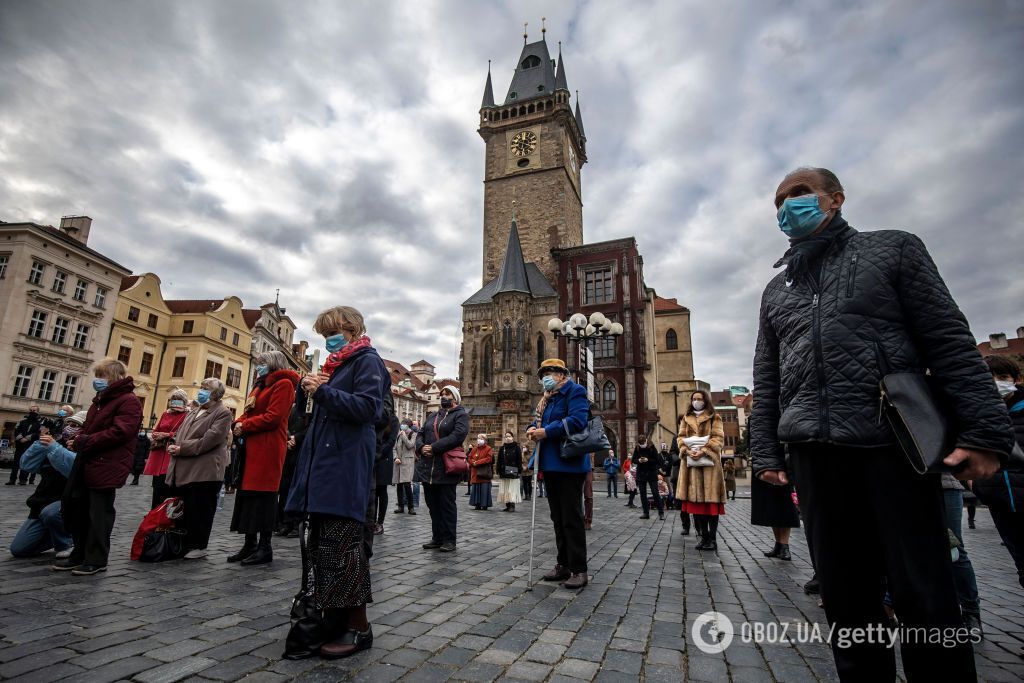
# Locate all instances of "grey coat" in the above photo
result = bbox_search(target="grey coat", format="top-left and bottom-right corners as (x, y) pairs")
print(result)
(166, 401), (232, 487)
(393, 429), (416, 483)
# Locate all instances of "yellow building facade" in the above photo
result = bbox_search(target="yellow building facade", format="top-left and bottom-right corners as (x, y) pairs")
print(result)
(108, 273), (253, 424)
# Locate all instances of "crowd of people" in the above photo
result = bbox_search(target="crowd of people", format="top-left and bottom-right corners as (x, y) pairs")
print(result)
(2, 166), (1023, 681)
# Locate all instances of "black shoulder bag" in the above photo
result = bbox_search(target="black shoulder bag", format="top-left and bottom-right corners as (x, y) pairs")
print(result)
(879, 372), (958, 475)
(283, 520), (329, 659)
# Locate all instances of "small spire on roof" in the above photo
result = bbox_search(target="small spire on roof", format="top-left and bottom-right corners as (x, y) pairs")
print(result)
(541, 17), (546, 39)
(523, 22), (528, 44)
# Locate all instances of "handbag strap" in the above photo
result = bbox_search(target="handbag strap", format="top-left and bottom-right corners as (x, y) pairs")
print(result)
(298, 519), (311, 593)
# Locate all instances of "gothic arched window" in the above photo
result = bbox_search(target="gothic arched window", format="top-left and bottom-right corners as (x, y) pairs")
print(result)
(482, 336), (493, 386)
(522, 55), (542, 69)
(536, 333), (545, 369)
(501, 321), (513, 369)
(516, 321), (527, 370)
(602, 381), (618, 411)
(666, 328), (678, 350)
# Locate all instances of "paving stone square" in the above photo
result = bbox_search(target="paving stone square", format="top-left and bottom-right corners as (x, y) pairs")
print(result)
(0, 482), (1022, 681)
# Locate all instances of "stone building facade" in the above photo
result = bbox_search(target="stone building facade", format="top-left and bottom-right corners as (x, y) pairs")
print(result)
(0, 216), (129, 439)
(112, 273), (253, 421)
(242, 301), (311, 395)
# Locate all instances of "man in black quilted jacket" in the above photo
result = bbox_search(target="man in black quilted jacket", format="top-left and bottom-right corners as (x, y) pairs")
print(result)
(750, 167), (1014, 682)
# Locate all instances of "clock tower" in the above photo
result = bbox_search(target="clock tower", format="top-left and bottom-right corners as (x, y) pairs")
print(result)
(478, 38), (587, 284)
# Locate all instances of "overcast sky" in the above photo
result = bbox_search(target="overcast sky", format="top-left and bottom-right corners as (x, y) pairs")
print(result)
(2, 1), (1021, 387)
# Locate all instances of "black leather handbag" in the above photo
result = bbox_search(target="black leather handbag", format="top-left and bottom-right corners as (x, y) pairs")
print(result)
(560, 414), (611, 460)
(880, 373), (957, 474)
(139, 529), (187, 562)
(283, 521), (329, 660)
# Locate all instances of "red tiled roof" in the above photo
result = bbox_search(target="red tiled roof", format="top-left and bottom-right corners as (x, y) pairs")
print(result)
(383, 359), (427, 390)
(654, 296), (689, 313)
(432, 379), (460, 390)
(411, 359), (435, 368)
(165, 299), (224, 314)
(120, 275), (140, 291)
(0, 220), (131, 272)
(241, 309), (263, 330)
(979, 338), (1024, 356)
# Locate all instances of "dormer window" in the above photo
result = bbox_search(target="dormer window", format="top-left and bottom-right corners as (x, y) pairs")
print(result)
(521, 55), (541, 69)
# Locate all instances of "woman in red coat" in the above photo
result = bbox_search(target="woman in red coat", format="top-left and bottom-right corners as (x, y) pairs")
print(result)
(229, 351), (299, 566)
(467, 434), (494, 511)
(53, 359), (142, 576)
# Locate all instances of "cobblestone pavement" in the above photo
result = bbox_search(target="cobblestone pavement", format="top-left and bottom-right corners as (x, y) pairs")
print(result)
(0, 481), (1021, 682)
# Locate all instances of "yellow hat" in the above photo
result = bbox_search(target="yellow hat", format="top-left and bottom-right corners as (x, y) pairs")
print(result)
(537, 358), (568, 377)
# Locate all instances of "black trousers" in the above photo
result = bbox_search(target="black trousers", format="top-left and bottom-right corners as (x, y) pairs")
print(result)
(173, 481), (221, 550)
(789, 444), (975, 682)
(151, 474), (171, 510)
(375, 484), (388, 525)
(521, 475), (533, 499)
(8, 447), (33, 484)
(65, 488), (116, 567)
(638, 477), (663, 514)
(545, 472), (588, 574)
(422, 483), (457, 544)
(990, 507), (1024, 587)
(395, 482), (413, 508)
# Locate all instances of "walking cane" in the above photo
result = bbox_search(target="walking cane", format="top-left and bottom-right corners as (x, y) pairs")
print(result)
(527, 443), (540, 589)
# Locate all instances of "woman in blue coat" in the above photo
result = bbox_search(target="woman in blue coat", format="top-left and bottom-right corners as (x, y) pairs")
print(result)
(285, 306), (389, 660)
(528, 358), (591, 590)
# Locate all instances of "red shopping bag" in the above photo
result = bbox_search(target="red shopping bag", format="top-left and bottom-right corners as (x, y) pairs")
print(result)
(130, 497), (184, 560)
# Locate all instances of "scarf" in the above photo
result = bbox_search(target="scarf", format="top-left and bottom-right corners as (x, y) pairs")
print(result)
(320, 335), (373, 378)
(778, 212), (849, 287)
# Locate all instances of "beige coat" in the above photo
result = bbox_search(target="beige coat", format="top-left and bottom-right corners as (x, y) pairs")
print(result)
(675, 411), (727, 504)
(166, 401), (232, 487)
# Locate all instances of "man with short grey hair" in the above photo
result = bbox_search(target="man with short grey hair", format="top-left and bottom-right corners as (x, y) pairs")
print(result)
(751, 167), (1014, 681)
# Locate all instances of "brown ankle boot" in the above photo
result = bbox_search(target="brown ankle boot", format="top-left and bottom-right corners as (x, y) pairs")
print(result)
(542, 564), (570, 582)
(562, 573), (588, 590)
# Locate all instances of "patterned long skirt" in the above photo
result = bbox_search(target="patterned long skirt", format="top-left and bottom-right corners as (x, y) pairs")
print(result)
(309, 514), (372, 609)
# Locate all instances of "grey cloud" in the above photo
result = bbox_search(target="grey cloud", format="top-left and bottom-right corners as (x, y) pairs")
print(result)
(1, 0), (1021, 386)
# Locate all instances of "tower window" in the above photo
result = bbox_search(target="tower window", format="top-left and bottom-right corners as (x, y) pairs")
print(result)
(509, 92), (517, 100)
(522, 56), (541, 69)
(517, 159), (530, 168)
(666, 329), (678, 350)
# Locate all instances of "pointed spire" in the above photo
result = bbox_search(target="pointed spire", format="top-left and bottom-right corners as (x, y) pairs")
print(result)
(575, 90), (586, 140)
(541, 17), (547, 40)
(494, 205), (531, 295)
(481, 60), (494, 108)
(523, 22), (528, 45)
(554, 41), (569, 91)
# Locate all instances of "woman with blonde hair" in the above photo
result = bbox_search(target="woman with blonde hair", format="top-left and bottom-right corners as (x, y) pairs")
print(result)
(284, 305), (390, 659)
(53, 359), (142, 575)
(143, 389), (190, 509)
(676, 389), (726, 551)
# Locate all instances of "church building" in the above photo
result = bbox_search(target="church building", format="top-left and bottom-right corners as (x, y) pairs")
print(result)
(459, 30), (699, 454)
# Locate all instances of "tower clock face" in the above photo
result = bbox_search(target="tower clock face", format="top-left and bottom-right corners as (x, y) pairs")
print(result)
(510, 130), (538, 157)
(568, 146), (577, 174)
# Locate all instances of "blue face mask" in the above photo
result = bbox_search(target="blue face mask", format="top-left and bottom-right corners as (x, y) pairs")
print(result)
(255, 364), (269, 377)
(93, 379), (109, 393)
(541, 376), (558, 392)
(196, 389), (212, 405)
(169, 400), (185, 409)
(325, 334), (347, 353)
(57, 410), (67, 418)
(777, 194), (829, 239)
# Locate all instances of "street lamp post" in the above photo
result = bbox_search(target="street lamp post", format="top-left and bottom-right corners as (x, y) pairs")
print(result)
(547, 311), (623, 400)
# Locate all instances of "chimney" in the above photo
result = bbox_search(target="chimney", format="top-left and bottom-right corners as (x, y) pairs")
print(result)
(1017, 327), (1024, 340)
(59, 215), (92, 244)
(990, 333), (1008, 350)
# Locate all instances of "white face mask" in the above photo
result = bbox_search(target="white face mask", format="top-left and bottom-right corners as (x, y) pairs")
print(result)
(692, 401), (705, 412)
(477, 439), (486, 446)
(996, 380), (1017, 398)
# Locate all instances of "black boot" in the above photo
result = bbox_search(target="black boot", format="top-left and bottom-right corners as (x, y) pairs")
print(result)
(241, 534), (273, 566)
(704, 516), (719, 551)
(510, 503), (515, 512)
(776, 544), (791, 561)
(694, 516), (709, 549)
(227, 534), (257, 563)
(407, 505), (416, 515)
(764, 542), (782, 558)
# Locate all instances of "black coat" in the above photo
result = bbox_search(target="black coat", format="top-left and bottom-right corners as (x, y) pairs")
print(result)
(374, 392), (399, 487)
(14, 414), (41, 455)
(133, 434), (151, 474)
(973, 389), (1024, 512)
(751, 218), (1015, 474)
(496, 443), (522, 479)
(633, 444), (661, 482)
(414, 406), (469, 486)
